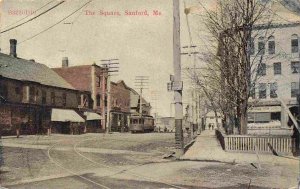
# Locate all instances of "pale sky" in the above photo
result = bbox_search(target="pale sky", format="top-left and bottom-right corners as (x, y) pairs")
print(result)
(0, 0), (299, 117)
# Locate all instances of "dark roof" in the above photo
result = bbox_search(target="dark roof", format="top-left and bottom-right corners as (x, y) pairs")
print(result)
(111, 80), (132, 90)
(0, 53), (74, 89)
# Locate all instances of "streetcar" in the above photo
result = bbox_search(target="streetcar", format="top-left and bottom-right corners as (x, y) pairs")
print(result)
(129, 114), (155, 133)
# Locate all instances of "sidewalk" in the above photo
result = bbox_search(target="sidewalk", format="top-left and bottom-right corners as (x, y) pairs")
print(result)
(181, 130), (299, 166)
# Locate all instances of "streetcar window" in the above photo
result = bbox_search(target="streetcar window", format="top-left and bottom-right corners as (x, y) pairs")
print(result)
(132, 119), (138, 124)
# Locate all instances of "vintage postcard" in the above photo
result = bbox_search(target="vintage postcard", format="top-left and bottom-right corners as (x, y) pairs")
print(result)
(0, 0), (299, 188)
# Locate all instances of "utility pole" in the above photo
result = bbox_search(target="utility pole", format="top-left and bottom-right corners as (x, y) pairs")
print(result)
(172, 0), (184, 157)
(101, 59), (119, 133)
(298, 36), (300, 189)
(183, 0), (200, 137)
(181, 45), (199, 137)
(150, 90), (159, 126)
(134, 76), (149, 117)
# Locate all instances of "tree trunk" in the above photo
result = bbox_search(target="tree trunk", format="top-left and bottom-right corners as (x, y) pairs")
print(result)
(240, 100), (248, 134)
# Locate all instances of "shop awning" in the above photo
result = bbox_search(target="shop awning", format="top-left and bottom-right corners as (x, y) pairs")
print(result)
(84, 112), (103, 120)
(249, 106), (281, 113)
(51, 108), (85, 122)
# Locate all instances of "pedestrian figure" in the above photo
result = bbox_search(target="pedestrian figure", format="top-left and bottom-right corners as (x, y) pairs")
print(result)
(16, 123), (20, 138)
(46, 121), (52, 136)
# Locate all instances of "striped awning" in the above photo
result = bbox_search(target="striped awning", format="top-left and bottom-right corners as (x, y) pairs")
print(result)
(84, 112), (103, 120)
(51, 108), (85, 122)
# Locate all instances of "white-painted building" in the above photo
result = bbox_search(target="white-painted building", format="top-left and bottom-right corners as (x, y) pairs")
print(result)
(249, 22), (299, 132)
(205, 111), (222, 130)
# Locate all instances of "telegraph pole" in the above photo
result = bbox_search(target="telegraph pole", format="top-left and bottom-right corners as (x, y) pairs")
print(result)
(101, 59), (119, 134)
(183, 1), (201, 137)
(173, 0), (184, 156)
(134, 76), (149, 116)
(181, 45), (199, 137)
(150, 90), (159, 125)
(298, 36), (300, 189)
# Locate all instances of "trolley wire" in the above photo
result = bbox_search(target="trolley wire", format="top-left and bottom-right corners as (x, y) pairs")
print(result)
(13, 0), (92, 46)
(1, 0), (56, 31)
(0, 1), (65, 34)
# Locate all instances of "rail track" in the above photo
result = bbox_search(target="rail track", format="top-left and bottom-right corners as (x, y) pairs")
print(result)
(47, 141), (112, 189)
(47, 136), (186, 189)
(73, 137), (187, 189)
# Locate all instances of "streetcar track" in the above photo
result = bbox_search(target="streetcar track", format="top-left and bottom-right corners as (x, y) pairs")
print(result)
(73, 137), (187, 189)
(47, 141), (112, 189)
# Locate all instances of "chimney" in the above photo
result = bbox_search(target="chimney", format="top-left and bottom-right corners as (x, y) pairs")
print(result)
(62, 57), (69, 68)
(9, 39), (17, 57)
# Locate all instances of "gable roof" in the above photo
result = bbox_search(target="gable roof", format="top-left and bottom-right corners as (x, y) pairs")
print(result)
(0, 53), (74, 89)
(111, 80), (131, 90)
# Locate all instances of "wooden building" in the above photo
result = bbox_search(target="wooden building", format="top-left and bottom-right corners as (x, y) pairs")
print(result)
(0, 39), (89, 135)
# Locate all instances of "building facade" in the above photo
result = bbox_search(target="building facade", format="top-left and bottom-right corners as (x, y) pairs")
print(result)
(110, 81), (131, 132)
(54, 64), (132, 132)
(249, 22), (300, 134)
(53, 63), (107, 132)
(0, 39), (89, 135)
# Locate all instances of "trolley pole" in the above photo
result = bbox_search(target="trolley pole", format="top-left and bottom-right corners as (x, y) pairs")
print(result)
(173, 0), (184, 157)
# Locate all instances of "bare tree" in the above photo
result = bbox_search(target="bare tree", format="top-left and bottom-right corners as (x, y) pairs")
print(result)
(188, 0), (275, 134)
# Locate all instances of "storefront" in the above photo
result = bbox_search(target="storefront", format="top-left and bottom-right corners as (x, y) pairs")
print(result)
(0, 103), (50, 135)
(110, 111), (130, 132)
(84, 111), (103, 132)
(51, 108), (85, 134)
(248, 106), (281, 123)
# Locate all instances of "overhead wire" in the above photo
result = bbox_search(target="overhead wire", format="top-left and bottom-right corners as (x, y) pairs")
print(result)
(1, 0), (55, 30)
(18, 0), (93, 46)
(0, 1), (65, 34)
(63, 1), (90, 55)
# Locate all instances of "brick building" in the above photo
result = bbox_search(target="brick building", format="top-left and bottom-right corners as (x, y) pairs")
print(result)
(54, 63), (133, 132)
(110, 81), (131, 132)
(0, 39), (89, 135)
(53, 62), (108, 132)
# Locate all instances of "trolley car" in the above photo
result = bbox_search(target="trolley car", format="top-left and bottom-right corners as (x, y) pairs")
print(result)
(129, 114), (155, 133)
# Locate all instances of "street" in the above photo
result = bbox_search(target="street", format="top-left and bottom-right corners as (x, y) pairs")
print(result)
(0, 132), (297, 189)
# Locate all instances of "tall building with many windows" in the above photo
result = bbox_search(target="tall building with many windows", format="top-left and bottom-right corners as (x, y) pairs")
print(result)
(248, 22), (299, 134)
